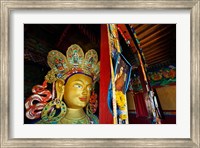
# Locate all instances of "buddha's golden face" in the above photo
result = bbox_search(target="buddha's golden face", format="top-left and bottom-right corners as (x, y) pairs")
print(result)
(64, 74), (92, 109)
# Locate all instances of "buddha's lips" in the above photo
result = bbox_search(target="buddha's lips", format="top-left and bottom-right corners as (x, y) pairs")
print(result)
(79, 98), (86, 101)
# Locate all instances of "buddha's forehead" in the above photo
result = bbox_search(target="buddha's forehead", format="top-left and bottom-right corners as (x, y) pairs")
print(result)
(66, 73), (92, 84)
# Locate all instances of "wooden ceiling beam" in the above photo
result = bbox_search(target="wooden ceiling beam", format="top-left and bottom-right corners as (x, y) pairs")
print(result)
(140, 25), (172, 45)
(24, 49), (47, 66)
(143, 44), (172, 56)
(137, 24), (161, 39)
(143, 41), (171, 54)
(134, 24), (153, 35)
(146, 56), (170, 65)
(56, 25), (71, 48)
(141, 31), (172, 48)
(142, 37), (172, 52)
(144, 47), (170, 59)
(146, 53), (171, 64)
(146, 52), (170, 61)
(131, 24), (140, 30)
(148, 59), (173, 66)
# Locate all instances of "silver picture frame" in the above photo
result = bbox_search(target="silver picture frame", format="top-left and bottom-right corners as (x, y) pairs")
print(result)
(0, 0), (199, 147)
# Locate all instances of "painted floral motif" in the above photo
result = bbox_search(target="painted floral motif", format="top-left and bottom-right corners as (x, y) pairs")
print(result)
(148, 65), (176, 86)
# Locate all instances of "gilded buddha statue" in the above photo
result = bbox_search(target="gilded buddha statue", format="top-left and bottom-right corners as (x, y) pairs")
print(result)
(25, 44), (100, 124)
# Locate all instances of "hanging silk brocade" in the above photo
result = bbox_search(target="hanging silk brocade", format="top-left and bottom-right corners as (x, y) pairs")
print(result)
(107, 24), (131, 124)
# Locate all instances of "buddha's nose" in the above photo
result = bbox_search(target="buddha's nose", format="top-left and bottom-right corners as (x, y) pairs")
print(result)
(82, 87), (87, 95)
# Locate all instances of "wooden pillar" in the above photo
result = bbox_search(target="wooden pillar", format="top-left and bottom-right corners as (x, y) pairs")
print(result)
(138, 65), (148, 94)
(99, 24), (113, 124)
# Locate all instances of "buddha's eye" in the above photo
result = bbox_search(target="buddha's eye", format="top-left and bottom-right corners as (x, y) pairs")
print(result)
(73, 84), (83, 89)
(87, 85), (92, 91)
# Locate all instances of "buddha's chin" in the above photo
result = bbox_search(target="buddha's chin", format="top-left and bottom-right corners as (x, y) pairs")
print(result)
(69, 103), (87, 109)
(64, 101), (87, 109)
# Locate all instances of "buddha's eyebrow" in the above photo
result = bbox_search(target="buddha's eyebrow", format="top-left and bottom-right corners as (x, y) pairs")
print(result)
(74, 79), (84, 84)
(87, 84), (92, 87)
(74, 79), (92, 85)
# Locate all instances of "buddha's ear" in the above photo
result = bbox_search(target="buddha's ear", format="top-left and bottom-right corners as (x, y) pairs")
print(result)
(55, 79), (65, 100)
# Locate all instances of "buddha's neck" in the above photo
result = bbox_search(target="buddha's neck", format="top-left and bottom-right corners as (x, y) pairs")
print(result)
(64, 108), (86, 119)
(60, 108), (89, 124)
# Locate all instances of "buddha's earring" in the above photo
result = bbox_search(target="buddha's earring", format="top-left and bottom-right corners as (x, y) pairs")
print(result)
(40, 98), (67, 124)
(39, 80), (67, 124)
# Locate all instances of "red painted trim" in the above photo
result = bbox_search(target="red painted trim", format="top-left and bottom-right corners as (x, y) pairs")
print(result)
(117, 24), (137, 53)
(99, 24), (113, 124)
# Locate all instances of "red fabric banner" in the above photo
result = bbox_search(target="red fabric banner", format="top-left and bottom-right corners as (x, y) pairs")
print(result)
(134, 92), (148, 117)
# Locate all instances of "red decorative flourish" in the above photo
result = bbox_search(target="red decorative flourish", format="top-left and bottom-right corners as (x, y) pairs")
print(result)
(89, 91), (98, 113)
(25, 80), (52, 119)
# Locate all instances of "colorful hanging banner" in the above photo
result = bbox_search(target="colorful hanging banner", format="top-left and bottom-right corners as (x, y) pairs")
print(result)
(107, 24), (131, 124)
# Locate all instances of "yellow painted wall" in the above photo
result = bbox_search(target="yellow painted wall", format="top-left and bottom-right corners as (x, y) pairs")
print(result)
(155, 85), (176, 110)
(126, 85), (176, 111)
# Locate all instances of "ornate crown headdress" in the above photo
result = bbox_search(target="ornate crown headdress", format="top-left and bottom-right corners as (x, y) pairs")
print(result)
(45, 44), (100, 83)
